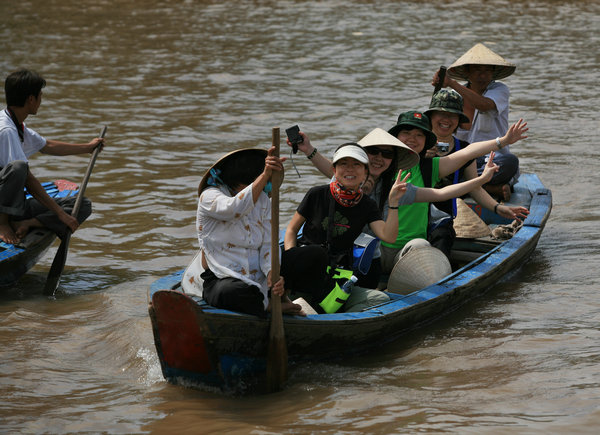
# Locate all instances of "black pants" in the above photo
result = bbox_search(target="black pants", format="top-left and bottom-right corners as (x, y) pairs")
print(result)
(1, 160), (92, 239)
(428, 222), (456, 260)
(201, 268), (266, 317)
(355, 257), (381, 289)
(13, 196), (92, 239)
(281, 245), (330, 303)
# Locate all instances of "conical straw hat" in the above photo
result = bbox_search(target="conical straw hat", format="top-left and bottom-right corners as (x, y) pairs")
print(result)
(387, 242), (452, 295)
(358, 127), (420, 171)
(198, 148), (270, 196)
(447, 43), (516, 81)
(454, 198), (491, 238)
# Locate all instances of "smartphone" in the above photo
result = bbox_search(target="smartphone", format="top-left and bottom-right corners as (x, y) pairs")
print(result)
(285, 125), (303, 154)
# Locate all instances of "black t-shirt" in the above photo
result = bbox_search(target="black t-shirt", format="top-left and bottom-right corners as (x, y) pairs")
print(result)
(297, 185), (382, 265)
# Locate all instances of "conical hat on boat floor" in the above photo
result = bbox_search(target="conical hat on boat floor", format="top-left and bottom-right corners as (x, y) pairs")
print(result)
(387, 239), (452, 295)
(454, 198), (492, 238)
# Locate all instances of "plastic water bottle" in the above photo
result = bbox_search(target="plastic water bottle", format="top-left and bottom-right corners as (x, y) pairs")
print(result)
(341, 275), (358, 294)
(319, 275), (358, 313)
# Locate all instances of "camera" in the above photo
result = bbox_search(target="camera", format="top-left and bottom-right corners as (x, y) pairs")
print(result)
(436, 142), (449, 153)
(285, 125), (303, 154)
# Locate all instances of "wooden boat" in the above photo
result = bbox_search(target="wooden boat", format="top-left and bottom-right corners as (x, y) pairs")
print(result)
(148, 173), (552, 392)
(0, 180), (79, 287)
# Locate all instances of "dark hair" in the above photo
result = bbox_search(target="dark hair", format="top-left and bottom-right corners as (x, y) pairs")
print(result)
(5, 69), (46, 107)
(376, 162), (397, 212)
(220, 150), (265, 190)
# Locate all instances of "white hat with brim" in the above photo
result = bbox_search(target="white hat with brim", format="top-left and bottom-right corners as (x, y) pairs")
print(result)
(357, 128), (420, 171)
(448, 43), (516, 81)
(332, 144), (369, 165)
(198, 148), (268, 196)
(387, 239), (452, 295)
(454, 198), (492, 238)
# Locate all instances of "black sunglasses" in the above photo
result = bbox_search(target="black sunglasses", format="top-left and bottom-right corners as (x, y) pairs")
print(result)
(365, 147), (395, 159)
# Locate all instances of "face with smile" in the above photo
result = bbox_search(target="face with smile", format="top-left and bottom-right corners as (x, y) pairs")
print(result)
(333, 157), (368, 191)
(365, 145), (394, 178)
(397, 128), (427, 155)
(429, 111), (460, 139)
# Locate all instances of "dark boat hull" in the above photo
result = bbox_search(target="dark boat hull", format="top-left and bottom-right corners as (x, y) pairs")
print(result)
(148, 173), (552, 391)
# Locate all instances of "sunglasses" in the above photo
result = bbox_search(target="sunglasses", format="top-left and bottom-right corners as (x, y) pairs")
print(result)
(365, 147), (395, 159)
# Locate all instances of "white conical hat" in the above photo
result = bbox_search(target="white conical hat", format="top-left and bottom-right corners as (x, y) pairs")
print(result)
(454, 198), (492, 238)
(358, 128), (420, 171)
(387, 240), (452, 295)
(448, 43), (516, 81)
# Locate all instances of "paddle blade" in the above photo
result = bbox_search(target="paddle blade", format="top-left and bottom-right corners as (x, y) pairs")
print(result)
(266, 295), (288, 392)
(43, 234), (70, 295)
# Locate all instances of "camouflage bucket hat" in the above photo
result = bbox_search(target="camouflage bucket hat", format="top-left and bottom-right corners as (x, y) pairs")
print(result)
(424, 89), (470, 125)
(388, 111), (437, 150)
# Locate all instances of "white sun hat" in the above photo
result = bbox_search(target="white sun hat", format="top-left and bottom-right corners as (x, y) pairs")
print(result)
(332, 143), (369, 165)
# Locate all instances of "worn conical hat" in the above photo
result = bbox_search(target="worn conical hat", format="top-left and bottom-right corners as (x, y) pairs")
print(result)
(198, 148), (269, 196)
(358, 127), (420, 171)
(387, 242), (452, 295)
(447, 43), (516, 81)
(454, 198), (492, 238)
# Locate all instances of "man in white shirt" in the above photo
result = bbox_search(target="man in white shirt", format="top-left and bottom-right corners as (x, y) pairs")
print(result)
(0, 69), (104, 244)
(432, 43), (519, 201)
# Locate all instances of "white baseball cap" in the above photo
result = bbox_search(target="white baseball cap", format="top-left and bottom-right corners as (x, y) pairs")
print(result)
(332, 143), (369, 165)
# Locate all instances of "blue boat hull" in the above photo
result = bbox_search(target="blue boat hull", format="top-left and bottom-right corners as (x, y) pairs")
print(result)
(148, 173), (552, 392)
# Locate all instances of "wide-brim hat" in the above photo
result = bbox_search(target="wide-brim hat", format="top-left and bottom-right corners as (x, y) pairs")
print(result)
(387, 241), (452, 295)
(454, 198), (492, 238)
(357, 128), (420, 171)
(447, 43), (516, 81)
(387, 111), (438, 150)
(198, 148), (268, 196)
(424, 89), (470, 125)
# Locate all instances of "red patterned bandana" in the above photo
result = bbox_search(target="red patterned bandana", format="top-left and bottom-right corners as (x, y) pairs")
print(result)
(329, 179), (363, 207)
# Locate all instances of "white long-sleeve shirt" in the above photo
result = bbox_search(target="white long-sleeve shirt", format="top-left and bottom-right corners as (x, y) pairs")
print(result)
(194, 183), (272, 308)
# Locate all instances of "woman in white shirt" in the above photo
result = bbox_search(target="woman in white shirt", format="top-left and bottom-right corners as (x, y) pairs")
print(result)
(194, 147), (302, 317)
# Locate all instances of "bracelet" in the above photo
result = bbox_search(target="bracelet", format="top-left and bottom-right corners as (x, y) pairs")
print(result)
(494, 203), (500, 214)
(307, 148), (318, 160)
(389, 206), (399, 210)
(495, 137), (502, 150)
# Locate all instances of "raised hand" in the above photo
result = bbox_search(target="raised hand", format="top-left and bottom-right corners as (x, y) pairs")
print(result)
(502, 118), (529, 146)
(388, 172), (410, 205)
(286, 131), (313, 155)
(480, 151), (500, 183)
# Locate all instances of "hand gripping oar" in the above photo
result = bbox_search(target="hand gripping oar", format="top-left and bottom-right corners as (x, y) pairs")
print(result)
(43, 126), (107, 296)
(266, 127), (288, 392)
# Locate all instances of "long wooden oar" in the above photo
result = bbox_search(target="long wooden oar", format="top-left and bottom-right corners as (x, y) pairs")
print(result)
(266, 127), (288, 392)
(43, 126), (107, 296)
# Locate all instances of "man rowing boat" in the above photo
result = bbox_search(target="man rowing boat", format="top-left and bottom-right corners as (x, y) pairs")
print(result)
(0, 69), (105, 244)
